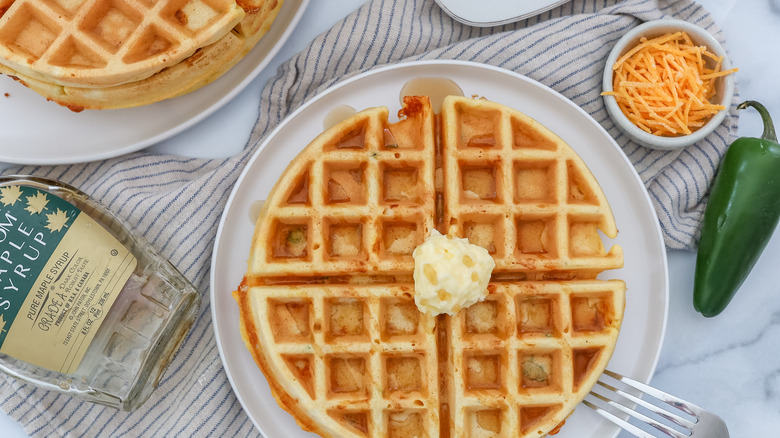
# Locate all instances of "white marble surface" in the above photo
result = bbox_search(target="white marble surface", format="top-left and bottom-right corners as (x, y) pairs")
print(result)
(2, 0), (779, 436)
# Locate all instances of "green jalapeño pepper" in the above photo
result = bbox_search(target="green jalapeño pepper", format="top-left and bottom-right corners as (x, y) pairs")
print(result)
(694, 101), (780, 317)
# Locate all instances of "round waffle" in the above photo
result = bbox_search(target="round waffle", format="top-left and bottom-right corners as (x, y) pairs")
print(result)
(0, 0), (246, 87)
(235, 95), (626, 438)
(0, 0), (282, 110)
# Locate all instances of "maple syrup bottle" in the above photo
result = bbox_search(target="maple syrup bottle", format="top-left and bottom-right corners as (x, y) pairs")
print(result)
(0, 176), (200, 411)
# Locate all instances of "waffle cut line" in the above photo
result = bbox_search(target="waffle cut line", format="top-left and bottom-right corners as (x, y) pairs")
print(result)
(236, 95), (627, 438)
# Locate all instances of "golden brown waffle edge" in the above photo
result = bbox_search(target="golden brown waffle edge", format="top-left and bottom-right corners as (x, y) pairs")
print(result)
(0, 0), (246, 88)
(235, 95), (626, 438)
(0, 0), (282, 111)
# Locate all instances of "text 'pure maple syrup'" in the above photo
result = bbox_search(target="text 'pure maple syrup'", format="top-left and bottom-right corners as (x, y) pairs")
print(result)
(0, 175), (200, 411)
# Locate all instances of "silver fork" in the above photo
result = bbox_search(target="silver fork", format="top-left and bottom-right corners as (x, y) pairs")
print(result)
(583, 369), (729, 438)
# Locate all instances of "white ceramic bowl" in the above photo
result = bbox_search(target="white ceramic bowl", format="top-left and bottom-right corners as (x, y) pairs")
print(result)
(602, 19), (735, 150)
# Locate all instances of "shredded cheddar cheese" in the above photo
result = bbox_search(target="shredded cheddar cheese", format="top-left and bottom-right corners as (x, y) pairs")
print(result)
(602, 31), (738, 137)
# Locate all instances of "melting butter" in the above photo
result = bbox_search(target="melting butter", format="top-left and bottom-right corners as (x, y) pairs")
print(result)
(412, 229), (495, 316)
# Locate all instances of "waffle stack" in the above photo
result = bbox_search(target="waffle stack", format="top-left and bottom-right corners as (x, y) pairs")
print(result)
(0, 0), (282, 111)
(235, 95), (626, 437)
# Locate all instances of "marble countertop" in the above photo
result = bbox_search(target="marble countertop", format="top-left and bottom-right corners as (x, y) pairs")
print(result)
(2, 0), (779, 436)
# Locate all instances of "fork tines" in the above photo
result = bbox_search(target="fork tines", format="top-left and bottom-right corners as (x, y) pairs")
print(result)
(584, 369), (701, 438)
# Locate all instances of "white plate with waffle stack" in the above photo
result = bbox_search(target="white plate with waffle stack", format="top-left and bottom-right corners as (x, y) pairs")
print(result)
(211, 60), (669, 438)
(0, 0), (308, 165)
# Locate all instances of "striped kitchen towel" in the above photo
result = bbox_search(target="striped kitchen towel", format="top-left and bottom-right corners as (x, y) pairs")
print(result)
(0, 0), (738, 436)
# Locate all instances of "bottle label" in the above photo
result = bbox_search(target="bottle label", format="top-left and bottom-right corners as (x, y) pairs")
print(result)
(0, 185), (136, 374)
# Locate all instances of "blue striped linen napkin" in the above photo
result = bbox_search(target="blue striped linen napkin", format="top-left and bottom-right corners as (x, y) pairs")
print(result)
(0, 0), (737, 436)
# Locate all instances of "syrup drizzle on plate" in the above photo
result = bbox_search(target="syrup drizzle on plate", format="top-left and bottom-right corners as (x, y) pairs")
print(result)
(400, 77), (464, 113)
(322, 78), (463, 131)
(323, 105), (357, 130)
(249, 199), (265, 224)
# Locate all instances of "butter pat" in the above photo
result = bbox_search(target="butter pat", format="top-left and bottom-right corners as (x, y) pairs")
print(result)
(412, 229), (496, 316)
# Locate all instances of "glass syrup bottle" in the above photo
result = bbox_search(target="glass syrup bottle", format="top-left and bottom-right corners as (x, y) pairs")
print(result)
(0, 175), (200, 411)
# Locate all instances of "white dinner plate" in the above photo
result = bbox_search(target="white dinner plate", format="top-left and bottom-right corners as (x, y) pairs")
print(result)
(0, 0), (308, 165)
(211, 60), (669, 438)
(435, 0), (572, 27)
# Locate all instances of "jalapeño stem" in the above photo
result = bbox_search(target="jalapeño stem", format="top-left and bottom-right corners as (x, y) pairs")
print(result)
(737, 101), (777, 142)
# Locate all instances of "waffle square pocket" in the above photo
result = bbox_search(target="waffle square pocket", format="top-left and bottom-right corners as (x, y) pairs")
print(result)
(235, 96), (626, 438)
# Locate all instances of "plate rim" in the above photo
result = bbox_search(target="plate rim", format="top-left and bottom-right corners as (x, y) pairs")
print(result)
(210, 59), (670, 437)
(0, 0), (310, 165)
